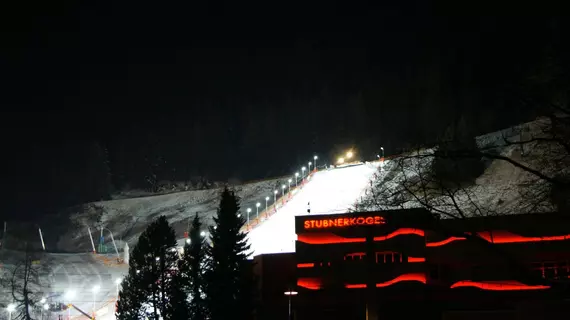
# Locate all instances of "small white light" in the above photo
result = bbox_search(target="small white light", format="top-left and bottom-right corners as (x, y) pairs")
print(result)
(43, 303), (49, 310)
(281, 185), (285, 189)
(308, 161), (311, 165)
(186, 238), (191, 244)
(155, 257), (160, 261)
(64, 290), (76, 301)
(171, 247), (177, 252)
(256, 202), (260, 207)
(214, 226), (217, 230)
(237, 214), (241, 217)
(265, 196), (269, 201)
(284, 291), (298, 296)
(295, 172), (299, 177)
(274, 190), (278, 194)
(346, 151), (353, 158)
(288, 179), (292, 183)
(302, 166), (306, 171)
(92, 285), (100, 293)
(200, 231), (206, 237)
(247, 208), (251, 213)
(115, 278), (122, 285)
(136, 269), (140, 274)
(314, 155), (318, 160)
(7, 303), (16, 312)
(40, 298), (46, 304)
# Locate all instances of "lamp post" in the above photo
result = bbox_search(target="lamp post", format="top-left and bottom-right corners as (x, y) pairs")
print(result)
(288, 179), (292, 192)
(115, 278), (122, 297)
(247, 208), (252, 224)
(308, 161), (312, 172)
(314, 155), (318, 170)
(301, 166), (306, 179)
(380, 146), (384, 158)
(92, 285), (100, 318)
(284, 290), (298, 320)
(281, 185), (286, 197)
(7, 304), (15, 320)
(265, 196), (269, 210)
(295, 172), (299, 186)
(274, 190), (278, 202)
(256, 202), (260, 218)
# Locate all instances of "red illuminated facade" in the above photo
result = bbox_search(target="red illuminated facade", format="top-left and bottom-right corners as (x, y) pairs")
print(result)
(287, 209), (570, 319)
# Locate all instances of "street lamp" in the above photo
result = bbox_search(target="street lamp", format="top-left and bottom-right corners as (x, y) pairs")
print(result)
(92, 285), (100, 318)
(337, 157), (345, 164)
(301, 166), (306, 178)
(265, 196), (269, 210)
(274, 190), (278, 202)
(246, 208), (252, 224)
(308, 161), (312, 172)
(7, 303), (15, 320)
(284, 290), (298, 320)
(295, 172), (299, 186)
(288, 179), (292, 192)
(346, 150), (353, 159)
(256, 202), (260, 218)
(115, 277), (122, 297)
(186, 238), (191, 244)
(281, 184), (286, 196)
(380, 146), (384, 158)
(314, 155), (318, 170)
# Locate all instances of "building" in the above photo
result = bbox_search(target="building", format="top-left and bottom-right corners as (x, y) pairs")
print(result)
(255, 209), (570, 319)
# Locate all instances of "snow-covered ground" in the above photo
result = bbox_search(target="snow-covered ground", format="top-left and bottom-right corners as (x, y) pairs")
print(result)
(246, 162), (380, 256)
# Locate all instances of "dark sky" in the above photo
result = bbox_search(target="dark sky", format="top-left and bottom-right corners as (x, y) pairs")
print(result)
(0, 1), (566, 218)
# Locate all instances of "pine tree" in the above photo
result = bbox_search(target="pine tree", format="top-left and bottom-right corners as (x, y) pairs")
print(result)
(206, 187), (255, 320)
(179, 213), (208, 320)
(116, 216), (186, 320)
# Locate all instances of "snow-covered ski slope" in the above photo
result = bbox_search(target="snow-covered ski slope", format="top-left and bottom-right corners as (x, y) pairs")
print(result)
(247, 162), (380, 256)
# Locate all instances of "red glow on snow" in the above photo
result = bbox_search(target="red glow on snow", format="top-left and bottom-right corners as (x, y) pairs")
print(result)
(373, 228), (425, 241)
(297, 233), (366, 245)
(407, 257), (426, 263)
(297, 263), (314, 268)
(297, 278), (322, 290)
(450, 280), (550, 291)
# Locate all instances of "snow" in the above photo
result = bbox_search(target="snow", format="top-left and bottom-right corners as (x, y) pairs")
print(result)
(246, 162), (380, 256)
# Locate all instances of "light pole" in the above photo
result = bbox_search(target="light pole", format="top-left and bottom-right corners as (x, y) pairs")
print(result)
(7, 303), (15, 320)
(65, 290), (76, 320)
(265, 196), (269, 210)
(295, 172), (299, 186)
(256, 202), (260, 218)
(284, 290), (298, 320)
(92, 285), (100, 318)
(274, 190), (278, 202)
(380, 146), (384, 158)
(308, 161), (312, 172)
(314, 155), (318, 170)
(281, 185), (286, 196)
(288, 179), (292, 192)
(301, 166), (306, 179)
(115, 278), (122, 298)
(247, 208), (252, 224)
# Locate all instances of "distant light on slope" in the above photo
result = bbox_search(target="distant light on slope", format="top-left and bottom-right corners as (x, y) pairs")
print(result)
(337, 157), (345, 164)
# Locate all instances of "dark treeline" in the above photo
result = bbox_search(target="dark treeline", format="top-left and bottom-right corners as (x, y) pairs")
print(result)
(1, 7), (567, 218)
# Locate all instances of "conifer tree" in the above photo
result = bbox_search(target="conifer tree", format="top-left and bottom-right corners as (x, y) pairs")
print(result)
(179, 213), (208, 320)
(206, 187), (255, 320)
(116, 216), (186, 320)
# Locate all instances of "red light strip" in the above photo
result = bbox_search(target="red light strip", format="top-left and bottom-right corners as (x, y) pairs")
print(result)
(426, 236), (466, 247)
(450, 280), (550, 291)
(427, 231), (570, 247)
(297, 277), (322, 290)
(297, 263), (314, 268)
(407, 257), (426, 263)
(345, 273), (427, 289)
(373, 228), (425, 241)
(298, 228), (425, 245)
(297, 233), (365, 245)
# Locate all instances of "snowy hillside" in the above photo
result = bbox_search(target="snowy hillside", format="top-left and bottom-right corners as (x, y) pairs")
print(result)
(358, 118), (564, 217)
(57, 176), (290, 252)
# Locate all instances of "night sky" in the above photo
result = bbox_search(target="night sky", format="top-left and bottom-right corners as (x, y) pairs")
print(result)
(0, 1), (566, 219)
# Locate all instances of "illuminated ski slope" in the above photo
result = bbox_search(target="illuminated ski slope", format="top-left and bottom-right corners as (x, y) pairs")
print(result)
(247, 162), (381, 256)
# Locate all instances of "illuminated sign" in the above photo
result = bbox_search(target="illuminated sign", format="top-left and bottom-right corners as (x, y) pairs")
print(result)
(303, 216), (386, 229)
